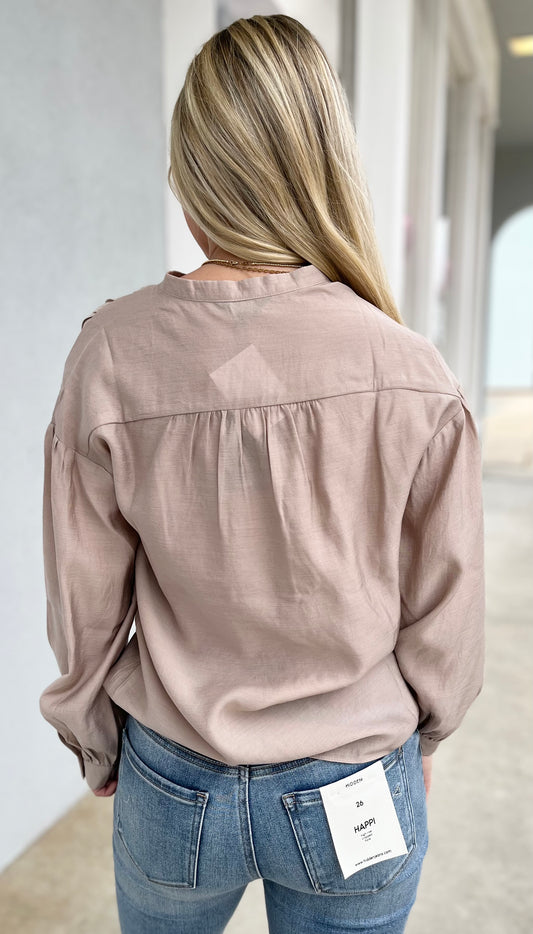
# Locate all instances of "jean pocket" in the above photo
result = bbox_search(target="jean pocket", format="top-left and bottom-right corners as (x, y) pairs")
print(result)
(114, 728), (209, 888)
(281, 746), (416, 895)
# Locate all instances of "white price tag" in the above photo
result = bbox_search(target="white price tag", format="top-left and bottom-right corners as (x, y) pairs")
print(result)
(318, 760), (408, 880)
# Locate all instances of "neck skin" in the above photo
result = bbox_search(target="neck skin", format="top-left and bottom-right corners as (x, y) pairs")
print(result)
(181, 210), (300, 281)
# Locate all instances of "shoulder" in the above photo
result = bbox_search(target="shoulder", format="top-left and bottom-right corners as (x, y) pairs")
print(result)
(344, 289), (463, 400)
(79, 280), (158, 333)
(51, 281), (159, 448)
(327, 284), (467, 440)
(80, 297), (116, 330)
(61, 281), (158, 377)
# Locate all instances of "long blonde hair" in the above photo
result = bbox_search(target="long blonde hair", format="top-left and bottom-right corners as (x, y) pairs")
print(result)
(168, 14), (404, 325)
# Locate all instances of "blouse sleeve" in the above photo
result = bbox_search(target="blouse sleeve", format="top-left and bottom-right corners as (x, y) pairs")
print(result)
(395, 399), (486, 756)
(39, 422), (139, 790)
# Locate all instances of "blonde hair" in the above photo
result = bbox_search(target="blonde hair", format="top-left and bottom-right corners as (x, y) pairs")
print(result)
(168, 14), (404, 325)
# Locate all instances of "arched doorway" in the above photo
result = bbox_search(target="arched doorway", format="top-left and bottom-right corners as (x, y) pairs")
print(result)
(483, 205), (533, 476)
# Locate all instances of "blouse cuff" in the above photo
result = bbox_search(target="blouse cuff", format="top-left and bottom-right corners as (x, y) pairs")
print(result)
(419, 733), (441, 756)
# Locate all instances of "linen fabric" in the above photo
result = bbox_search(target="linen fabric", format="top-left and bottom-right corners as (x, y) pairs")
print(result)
(39, 262), (485, 791)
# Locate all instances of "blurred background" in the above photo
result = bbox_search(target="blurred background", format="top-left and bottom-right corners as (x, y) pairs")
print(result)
(1, 1), (531, 931)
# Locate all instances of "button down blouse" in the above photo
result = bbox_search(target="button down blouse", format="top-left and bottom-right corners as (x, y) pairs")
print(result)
(39, 262), (485, 791)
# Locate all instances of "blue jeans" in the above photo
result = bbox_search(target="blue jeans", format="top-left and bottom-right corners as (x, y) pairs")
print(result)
(112, 714), (429, 933)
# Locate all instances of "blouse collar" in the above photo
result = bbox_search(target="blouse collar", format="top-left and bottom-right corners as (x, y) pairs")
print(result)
(159, 262), (331, 303)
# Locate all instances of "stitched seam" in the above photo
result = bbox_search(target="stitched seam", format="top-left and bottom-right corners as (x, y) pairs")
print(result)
(159, 278), (327, 303)
(51, 427), (114, 477)
(123, 739), (203, 804)
(428, 403), (463, 442)
(131, 721), (239, 775)
(401, 403), (464, 526)
(84, 386), (462, 453)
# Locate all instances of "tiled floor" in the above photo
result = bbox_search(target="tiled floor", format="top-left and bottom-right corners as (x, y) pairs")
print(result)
(1, 407), (532, 932)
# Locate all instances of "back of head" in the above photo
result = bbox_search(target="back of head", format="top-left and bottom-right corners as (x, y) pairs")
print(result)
(168, 14), (404, 325)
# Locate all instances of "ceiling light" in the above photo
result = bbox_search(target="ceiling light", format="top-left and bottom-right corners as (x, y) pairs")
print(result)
(507, 34), (533, 57)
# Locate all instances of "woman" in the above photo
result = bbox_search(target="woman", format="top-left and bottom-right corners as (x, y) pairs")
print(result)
(40, 13), (485, 934)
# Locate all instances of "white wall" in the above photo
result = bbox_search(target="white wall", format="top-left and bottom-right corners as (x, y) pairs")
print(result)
(0, 0), (165, 871)
(354, 0), (414, 307)
(162, 0), (217, 273)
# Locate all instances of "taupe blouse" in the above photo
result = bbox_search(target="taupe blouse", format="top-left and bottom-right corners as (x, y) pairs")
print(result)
(39, 262), (485, 790)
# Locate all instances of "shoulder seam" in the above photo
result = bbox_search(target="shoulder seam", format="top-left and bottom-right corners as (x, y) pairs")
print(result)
(51, 427), (113, 477)
(429, 402), (464, 442)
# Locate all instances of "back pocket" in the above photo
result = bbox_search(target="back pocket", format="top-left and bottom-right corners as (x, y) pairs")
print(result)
(114, 728), (209, 888)
(281, 746), (416, 895)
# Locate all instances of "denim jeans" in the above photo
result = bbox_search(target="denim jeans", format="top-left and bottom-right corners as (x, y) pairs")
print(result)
(112, 714), (429, 933)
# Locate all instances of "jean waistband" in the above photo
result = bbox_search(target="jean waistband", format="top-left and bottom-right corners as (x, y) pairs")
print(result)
(124, 714), (418, 777)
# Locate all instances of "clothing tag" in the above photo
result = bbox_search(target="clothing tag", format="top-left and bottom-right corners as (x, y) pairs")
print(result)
(318, 760), (408, 880)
